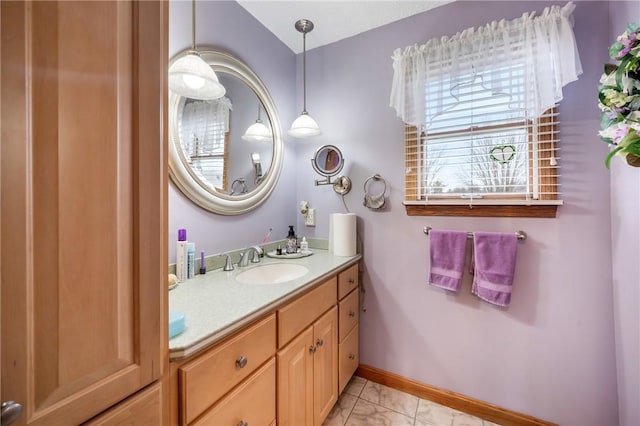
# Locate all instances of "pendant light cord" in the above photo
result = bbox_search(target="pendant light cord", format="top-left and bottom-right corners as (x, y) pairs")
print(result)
(191, 0), (196, 51)
(302, 31), (307, 114)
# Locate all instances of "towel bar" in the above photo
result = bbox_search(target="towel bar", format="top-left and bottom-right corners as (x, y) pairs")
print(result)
(423, 226), (527, 241)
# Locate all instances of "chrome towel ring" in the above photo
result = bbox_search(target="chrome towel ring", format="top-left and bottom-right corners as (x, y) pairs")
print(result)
(363, 174), (387, 209)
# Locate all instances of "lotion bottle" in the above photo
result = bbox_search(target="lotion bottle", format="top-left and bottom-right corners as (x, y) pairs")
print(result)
(176, 229), (187, 282)
(186, 243), (195, 279)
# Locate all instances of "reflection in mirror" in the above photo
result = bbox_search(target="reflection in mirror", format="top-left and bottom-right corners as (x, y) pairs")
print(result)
(312, 145), (344, 177)
(178, 96), (232, 192)
(169, 49), (283, 215)
(252, 152), (263, 184)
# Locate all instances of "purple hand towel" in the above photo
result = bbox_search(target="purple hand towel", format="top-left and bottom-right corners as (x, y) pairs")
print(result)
(471, 232), (518, 307)
(429, 230), (468, 292)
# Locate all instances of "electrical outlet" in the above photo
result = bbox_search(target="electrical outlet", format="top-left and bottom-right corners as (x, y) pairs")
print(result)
(305, 208), (315, 226)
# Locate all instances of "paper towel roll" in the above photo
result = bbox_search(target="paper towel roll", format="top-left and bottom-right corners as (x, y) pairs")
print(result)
(331, 213), (357, 256)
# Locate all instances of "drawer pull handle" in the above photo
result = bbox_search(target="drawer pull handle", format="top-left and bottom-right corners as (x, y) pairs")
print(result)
(309, 345), (317, 354)
(237, 421), (248, 426)
(348, 353), (356, 360)
(236, 356), (248, 369)
(348, 311), (355, 318)
(348, 278), (355, 284)
(316, 338), (324, 347)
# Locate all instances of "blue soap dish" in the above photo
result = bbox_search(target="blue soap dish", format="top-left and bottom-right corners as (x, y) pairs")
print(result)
(169, 310), (186, 339)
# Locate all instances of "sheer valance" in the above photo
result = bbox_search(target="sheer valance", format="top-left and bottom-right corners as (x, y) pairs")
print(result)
(390, 2), (582, 127)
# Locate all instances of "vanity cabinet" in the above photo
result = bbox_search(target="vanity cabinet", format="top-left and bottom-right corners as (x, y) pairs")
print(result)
(338, 264), (360, 393)
(169, 262), (359, 426)
(1, 1), (167, 425)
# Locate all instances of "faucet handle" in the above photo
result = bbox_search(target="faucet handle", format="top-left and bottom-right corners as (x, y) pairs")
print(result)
(223, 254), (234, 271)
(251, 246), (262, 263)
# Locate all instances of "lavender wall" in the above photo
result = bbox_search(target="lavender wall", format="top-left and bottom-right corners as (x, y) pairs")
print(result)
(168, 1), (627, 424)
(609, 4), (640, 425)
(296, 2), (618, 424)
(168, 0), (297, 261)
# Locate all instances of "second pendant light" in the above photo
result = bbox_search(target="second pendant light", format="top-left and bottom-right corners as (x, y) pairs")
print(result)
(289, 19), (321, 138)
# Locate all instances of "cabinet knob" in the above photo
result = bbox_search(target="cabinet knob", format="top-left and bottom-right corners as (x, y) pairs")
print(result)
(348, 353), (356, 360)
(309, 345), (317, 354)
(236, 356), (248, 369)
(237, 421), (248, 426)
(348, 278), (355, 284)
(316, 338), (324, 347)
(348, 311), (355, 318)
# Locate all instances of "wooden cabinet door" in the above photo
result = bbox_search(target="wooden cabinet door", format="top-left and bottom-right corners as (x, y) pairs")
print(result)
(1, 1), (167, 425)
(277, 327), (314, 426)
(313, 306), (338, 426)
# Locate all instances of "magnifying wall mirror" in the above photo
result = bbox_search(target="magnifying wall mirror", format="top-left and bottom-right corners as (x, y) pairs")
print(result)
(169, 49), (283, 215)
(311, 145), (352, 194)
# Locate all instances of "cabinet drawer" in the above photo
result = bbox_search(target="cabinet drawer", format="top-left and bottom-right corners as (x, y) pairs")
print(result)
(338, 288), (359, 341)
(338, 263), (358, 300)
(338, 326), (359, 394)
(179, 314), (276, 425)
(278, 277), (337, 347)
(194, 358), (276, 426)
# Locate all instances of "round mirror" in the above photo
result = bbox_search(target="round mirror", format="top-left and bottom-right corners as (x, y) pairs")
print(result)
(311, 145), (344, 177)
(169, 49), (283, 215)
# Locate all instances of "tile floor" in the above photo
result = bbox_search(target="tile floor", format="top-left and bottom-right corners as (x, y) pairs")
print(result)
(323, 376), (501, 426)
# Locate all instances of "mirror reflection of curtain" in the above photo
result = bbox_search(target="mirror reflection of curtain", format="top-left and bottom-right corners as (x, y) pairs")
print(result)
(325, 149), (339, 171)
(179, 97), (233, 191)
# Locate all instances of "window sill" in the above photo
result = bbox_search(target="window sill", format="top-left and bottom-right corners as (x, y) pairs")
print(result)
(403, 201), (560, 218)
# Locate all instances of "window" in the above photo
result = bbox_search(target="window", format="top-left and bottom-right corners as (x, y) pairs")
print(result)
(404, 65), (560, 217)
(390, 3), (582, 217)
(178, 97), (232, 192)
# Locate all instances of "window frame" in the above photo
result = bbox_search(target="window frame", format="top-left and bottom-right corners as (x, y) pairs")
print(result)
(403, 108), (560, 218)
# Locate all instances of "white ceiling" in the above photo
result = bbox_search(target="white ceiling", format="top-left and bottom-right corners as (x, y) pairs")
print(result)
(237, 1), (455, 54)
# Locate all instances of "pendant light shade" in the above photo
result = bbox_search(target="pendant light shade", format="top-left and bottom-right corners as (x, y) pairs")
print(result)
(288, 19), (321, 138)
(169, 0), (225, 100)
(242, 104), (273, 142)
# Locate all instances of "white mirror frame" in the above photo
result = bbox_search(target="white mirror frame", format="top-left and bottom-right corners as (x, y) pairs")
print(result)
(169, 49), (284, 215)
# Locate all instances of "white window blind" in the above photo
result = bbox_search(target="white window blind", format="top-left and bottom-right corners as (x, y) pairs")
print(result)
(178, 97), (232, 191)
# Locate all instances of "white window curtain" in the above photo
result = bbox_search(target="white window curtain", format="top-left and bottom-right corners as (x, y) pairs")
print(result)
(390, 2), (582, 127)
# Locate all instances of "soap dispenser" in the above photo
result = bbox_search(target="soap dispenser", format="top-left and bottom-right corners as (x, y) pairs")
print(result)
(286, 225), (298, 254)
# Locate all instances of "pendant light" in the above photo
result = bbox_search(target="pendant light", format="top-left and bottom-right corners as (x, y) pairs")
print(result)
(288, 19), (321, 138)
(242, 103), (273, 142)
(169, 0), (225, 100)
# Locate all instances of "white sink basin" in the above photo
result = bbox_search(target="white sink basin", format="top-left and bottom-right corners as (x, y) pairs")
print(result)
(235, 263), (309, 284)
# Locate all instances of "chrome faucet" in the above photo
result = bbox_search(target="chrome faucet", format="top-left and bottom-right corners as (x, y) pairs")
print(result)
(238, 246), (263, 267)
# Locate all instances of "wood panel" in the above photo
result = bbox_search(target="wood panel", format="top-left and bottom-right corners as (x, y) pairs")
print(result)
(356, 364), (557, 426)
(338, 327), (359, 394)
(193, 358), (276, 426)
(313, 307), (338, 426)
(1, 1), (166, 424)
(179, 314), (276, 425)
(277, 277), (337, 347)
(404, 204), (558, 218)
(338, 288), (358, 341)
(83, 383), (163, 426)
(277, 327), (314, 426)
(337, 263), (359, 300)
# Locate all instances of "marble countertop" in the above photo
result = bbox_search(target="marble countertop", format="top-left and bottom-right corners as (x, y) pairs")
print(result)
(169, 248), (360, 361)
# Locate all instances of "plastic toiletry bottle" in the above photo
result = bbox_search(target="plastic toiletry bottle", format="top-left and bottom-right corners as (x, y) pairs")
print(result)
(199, 251), (206, 275)
(286, 225), (297, 254)
(300, 236), (309, 253)
(186, 243), (195, 279)
(176, 229), (188, 282)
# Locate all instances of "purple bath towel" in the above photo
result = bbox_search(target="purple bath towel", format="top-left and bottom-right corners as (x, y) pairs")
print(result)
(471, 232), (518, 307)
(429, 230), (468, 292)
